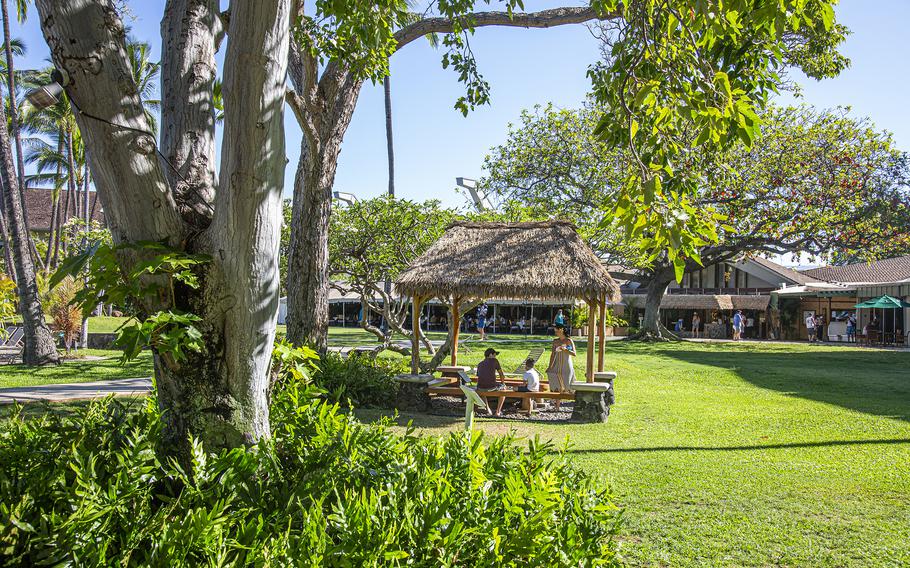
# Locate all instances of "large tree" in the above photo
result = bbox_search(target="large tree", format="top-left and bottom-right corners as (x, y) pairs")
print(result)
(35, 0), (291, 455)
(283, 4), (624, 352)
(283, 0), (844, 351)
(482, 103), (910, 337)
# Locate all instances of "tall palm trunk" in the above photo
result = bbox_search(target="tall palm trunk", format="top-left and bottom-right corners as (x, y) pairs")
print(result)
(45, 134), (65, 268)
(0, 185), (14, 280)
(384, 74), (394, 197)
(2, 0), (30, 231)
(0, 86), (59, 365)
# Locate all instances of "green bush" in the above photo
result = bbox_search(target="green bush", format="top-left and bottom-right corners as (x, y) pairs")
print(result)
(312, 351), (407, 408)
(0, 382), (621, 566)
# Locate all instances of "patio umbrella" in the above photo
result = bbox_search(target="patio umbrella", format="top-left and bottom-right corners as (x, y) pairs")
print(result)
(854, 295), (910, 309)
(854, 295), (910, 344)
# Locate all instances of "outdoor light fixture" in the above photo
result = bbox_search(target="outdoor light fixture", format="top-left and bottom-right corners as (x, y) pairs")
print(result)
(332, 191), (358, 206)
(26, 69), (70, 110)
(455, 177), (492, 212)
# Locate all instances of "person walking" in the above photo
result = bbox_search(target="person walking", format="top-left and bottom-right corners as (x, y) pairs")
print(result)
(816, 314), (826, 342)
(476, 302), (489, 341)
(732, 310), (744, 341)
(545, 324), (576, 412)
(554, 309), (567, 327)
(805, 312), (817, 343)
(692, 312), (701, 339)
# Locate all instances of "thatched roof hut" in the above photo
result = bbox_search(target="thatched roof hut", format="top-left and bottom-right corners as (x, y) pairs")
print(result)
(396, 221), (620, 379)
(396, 221), (620, 302)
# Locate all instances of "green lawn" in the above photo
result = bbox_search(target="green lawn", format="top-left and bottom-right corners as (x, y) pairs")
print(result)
(0, 350), (153, 388)
(86, 316), (131, 333)
(357, 339), (910, 567)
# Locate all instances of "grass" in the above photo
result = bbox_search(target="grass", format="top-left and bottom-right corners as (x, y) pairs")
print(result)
(354, 337), (910, 567)
(5, 326), (909, 565)
(86, 316), (131, 333)
(0, 350), (153, 388)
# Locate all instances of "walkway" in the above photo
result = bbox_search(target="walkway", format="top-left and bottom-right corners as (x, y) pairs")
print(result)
(0, 377), (152, 404)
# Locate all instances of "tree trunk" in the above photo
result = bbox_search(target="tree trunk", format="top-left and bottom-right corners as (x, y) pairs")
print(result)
(285, 144), (332, 352)
(384, 74), (394, 197)
(0, 187), (14, 281)
(36, 0), (290, 455)
(2, 0), (34, 239)
(0, 82), (59, 365)
(635, 266), (675, 341)
(285, 65), (363, 351)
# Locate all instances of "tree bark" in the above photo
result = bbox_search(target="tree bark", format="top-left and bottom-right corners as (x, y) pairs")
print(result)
(0, 80), (59, 365)
(160, 0), (219, 228)
(36, 0), (291, 455)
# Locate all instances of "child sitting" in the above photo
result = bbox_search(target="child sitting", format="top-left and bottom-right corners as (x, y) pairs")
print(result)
(519, 358), (540, 393)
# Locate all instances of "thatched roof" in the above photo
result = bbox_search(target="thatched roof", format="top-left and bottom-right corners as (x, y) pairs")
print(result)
(395, 221), (620, 302)
(657, 294), (770, 311)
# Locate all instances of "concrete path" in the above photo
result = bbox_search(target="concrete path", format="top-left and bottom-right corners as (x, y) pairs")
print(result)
(0, 377), (152, 404)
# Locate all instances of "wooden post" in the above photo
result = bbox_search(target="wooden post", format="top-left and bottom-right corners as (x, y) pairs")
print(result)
(598, 297), (606, 373)
(451, 296), (461, 366)
(586, 300), (596, 382)
(411, 295), (423, 375)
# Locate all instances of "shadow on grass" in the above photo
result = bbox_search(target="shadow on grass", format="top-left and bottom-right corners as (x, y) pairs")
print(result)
(566, 438), (910, 454)
(623, 342), (910, 422)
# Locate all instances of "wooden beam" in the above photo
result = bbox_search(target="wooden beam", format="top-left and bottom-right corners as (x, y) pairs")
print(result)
(598, 298), (606, 372)
(451, 296), (461, 366)
(586, 300), (596, 382)
(411, 295), (423, 375)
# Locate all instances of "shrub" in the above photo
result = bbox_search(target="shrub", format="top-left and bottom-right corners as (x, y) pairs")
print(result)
(0, 383), (621, 566)
(46, 275), (82, 352)
(312, 351), (407, 408)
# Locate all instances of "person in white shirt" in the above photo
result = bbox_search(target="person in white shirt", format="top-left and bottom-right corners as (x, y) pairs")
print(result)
(805, 313), (816, 342)
(519, 358), (540, 393)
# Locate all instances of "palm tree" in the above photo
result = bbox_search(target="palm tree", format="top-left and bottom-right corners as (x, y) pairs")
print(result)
(125, 39), (160, 134)
(384, 74), (394, 197)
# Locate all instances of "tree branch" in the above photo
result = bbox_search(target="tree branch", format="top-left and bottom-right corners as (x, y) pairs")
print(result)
(393, 6), (619, 52)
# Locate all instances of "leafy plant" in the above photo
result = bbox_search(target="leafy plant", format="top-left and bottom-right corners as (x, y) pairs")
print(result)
(46, 275), (82, 353)
(312, 352), (407, 408)
(271, 339), (319, 388)
(0, 385), (621, 566)
(51, 241), (211, 364)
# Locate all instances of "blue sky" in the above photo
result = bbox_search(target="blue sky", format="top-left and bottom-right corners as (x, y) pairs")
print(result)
(11, 1), (910, 211)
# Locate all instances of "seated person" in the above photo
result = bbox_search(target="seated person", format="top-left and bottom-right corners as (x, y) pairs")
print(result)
(476, 347), (507, 416)
(518, 358), (540, 393)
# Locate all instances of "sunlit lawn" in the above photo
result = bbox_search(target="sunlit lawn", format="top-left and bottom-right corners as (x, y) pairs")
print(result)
(0, 350), (153, 388)
(355, 336), (910, 567)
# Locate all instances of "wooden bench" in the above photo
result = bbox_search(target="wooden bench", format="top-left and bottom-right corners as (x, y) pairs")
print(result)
(425, 385), (574, 415)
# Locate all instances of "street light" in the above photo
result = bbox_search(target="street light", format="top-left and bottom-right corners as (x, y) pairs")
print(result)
(332, 191), (358, 206)
(455, 177), (492, 212)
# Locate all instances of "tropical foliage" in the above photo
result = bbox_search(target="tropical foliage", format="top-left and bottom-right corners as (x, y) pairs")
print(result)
(0, 384), (620, 566)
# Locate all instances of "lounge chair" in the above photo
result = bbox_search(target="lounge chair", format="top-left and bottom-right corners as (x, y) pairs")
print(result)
(0, 326), (23, 348)
(506, 347), (545, 375)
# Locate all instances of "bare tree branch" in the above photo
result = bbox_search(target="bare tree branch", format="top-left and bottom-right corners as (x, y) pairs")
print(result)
(393, 6), (620, 52)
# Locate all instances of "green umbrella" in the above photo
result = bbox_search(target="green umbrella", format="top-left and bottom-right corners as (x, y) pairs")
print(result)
(854, 295), (910, 309)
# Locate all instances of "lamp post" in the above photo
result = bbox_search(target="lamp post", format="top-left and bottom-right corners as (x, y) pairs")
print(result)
(455, 177), (493, 212)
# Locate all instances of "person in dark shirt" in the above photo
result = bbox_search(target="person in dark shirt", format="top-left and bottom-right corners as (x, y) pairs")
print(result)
(475, 347), (507, 416)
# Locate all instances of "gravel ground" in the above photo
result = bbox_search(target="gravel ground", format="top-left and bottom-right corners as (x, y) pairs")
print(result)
(429, 395), (574, 421)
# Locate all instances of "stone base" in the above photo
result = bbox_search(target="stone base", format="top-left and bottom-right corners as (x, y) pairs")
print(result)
(570, 379), (615, 423)
(394, 374), (435, 412)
